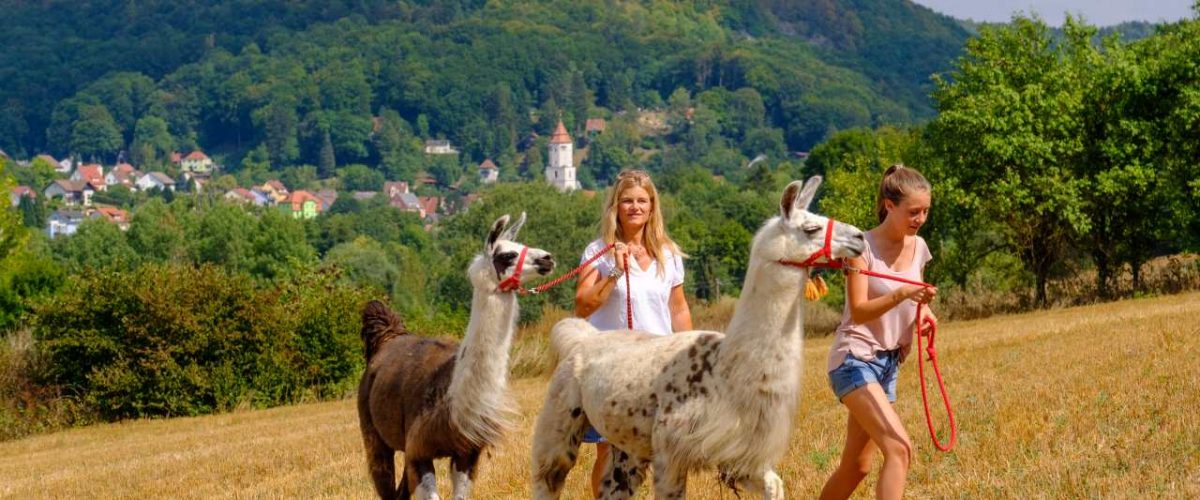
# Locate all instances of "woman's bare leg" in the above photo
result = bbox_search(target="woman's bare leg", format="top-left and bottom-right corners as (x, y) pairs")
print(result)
(820, 383), (912, 500)
(590, 442), (610, 498)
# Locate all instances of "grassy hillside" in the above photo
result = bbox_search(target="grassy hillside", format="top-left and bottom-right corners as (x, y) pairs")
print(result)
(2, 292), (1196, 498)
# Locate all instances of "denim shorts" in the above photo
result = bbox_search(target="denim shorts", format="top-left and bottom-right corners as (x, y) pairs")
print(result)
(582, 425), (605, 444)
(828, 349), (901, 402)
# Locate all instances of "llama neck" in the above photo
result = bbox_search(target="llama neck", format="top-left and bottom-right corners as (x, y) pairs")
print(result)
(447, 284), (518, 444)
(720, 255), (807, 387)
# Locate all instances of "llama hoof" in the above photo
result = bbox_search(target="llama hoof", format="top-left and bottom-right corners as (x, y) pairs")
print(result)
(763, 470), (785, 500)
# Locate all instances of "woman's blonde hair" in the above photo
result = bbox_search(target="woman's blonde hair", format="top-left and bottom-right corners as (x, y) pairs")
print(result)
(875, 164), (931, 224)
(600, 169), (683, 277)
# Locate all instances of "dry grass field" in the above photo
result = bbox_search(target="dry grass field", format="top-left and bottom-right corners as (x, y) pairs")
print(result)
(2, 292), (1198, 499)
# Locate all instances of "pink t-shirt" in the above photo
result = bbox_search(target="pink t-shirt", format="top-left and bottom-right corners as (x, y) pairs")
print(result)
(827, 232), (932, 372)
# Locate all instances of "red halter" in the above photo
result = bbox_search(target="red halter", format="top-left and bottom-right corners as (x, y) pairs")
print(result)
(496, 245), (528, 293)
(797, 218), (837, 267)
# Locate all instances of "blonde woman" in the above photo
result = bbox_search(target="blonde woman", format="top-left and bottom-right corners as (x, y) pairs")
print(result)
(574, 169), (692, 497)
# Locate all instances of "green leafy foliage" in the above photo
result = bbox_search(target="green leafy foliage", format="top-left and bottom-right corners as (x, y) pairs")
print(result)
(30, 263), (371, 419)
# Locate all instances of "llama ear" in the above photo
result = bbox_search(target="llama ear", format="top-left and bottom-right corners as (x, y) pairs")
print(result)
(796, 175), (822, 212)
(780, 180), (804, 221)
(500, 211), (526, 242)
(487, 214), (510, 251)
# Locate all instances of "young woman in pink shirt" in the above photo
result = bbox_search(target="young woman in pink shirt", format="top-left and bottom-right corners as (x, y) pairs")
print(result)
(820, 164), (938, 500)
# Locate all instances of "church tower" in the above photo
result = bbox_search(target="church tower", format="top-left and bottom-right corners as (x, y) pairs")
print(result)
(545, 120), (579, 191)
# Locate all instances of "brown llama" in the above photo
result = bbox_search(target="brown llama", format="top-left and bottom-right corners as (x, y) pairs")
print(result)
(358, 213), (554, 500)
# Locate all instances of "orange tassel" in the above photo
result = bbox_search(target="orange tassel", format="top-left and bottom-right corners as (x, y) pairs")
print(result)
(805, 276), (829, 301)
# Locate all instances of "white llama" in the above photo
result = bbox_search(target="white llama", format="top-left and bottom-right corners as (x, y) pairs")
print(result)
(530, 177), (865, 499)
(358, 213), (555, 500)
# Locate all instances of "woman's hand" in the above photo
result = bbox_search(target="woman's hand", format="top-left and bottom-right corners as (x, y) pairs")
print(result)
(613, 242), (629, 272)
(898, 285), (937, 305)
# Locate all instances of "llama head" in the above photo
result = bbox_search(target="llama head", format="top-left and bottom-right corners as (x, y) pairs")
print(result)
(760, 176), (865, 265)
(471, 212), (556, 291)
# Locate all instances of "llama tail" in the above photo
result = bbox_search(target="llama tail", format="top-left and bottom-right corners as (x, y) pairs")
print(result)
(549, 317), (598, 359)
(361, 300), (407, 360)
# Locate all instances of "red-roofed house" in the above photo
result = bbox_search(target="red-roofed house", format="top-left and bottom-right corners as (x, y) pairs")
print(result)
(10, 186), (35, 207)
(105, 163), (140, 189)
(279, 190), (322, 219)
(71, 164), (106, 191)
(224, 188), (257, 205)
(257, 180), (289, 205)
(93, 205), (130, 231)
(478, 159), (498, 184)
(585, 118), (606, 136)
(181, 151), (214, 174)
(417, 196), (441, 219)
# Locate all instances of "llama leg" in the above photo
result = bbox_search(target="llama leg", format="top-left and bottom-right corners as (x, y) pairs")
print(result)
(531, 374), (587, 499)
(598, 447), (647, 499)
(730, 468), (785, 500)
(405, 459), (440, 500)
(651, 455), (688, 500)
(450, 451), (480, 500)
(360, 420), (397, 499)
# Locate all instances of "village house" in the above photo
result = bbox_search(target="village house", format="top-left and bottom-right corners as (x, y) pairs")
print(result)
(71, 163), (106, 191)
(383, 181), (409, 198)
(585, 118), (606, 138)
(136, 172), (175, 192)
(47, 210), (89, 238)
(478, 159), (498, 184)
(93, 205), (130, 231)
(352, 191), (378, 202)
(389, 190), (423, 217)
(418, 196), (441, 221)
(180, 172), (209, 193)
(105, 163), (140, 190)
(43, 179), (96, 207)
(315, 189), (338, 211)
(9, 186), (35, 207)
(256, 180), (289, 205)
(224, 187), (268, 206)
(423, 139), (459, 155)
(279, 190), (322, 219)
(180, 150), (215, 174)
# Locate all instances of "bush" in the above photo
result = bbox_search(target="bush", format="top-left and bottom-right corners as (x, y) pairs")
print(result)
(30, 263), (373, 420)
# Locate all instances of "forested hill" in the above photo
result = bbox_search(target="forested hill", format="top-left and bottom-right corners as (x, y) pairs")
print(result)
(0, 0), (969, 166)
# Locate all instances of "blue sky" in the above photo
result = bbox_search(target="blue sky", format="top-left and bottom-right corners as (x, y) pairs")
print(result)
(910, 0), (1196, 27)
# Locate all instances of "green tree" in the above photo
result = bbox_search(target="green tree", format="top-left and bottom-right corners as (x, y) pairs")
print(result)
(254, 99), (300, 167)
(131, 115), (174, 168)
(318, 130), (336, 178)
(322, 236), (399, 294)
(251, 209), (317, 280)
(190, 203), (257, 274)
(71, 104), (123, 161)
(55, 218), (139, 272)
(126, 199), (187, 263)
(928, 17), (1093, 305)
(337, 164), (385, 191)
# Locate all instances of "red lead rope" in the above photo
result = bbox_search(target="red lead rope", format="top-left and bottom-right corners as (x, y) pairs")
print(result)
(506, 243), (634, 330)
(780, 220), (958, 452)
